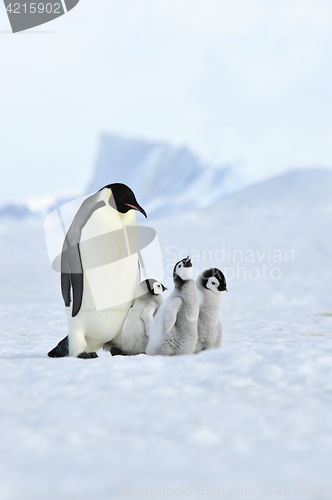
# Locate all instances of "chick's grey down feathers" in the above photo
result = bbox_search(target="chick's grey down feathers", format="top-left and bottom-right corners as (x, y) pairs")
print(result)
(146, 258), (199, 356)
(104, 279), (165, 355)
(195, 268), (226, 353)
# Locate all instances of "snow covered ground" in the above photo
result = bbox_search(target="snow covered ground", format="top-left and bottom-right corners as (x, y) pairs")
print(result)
(0, 169), (332, 500)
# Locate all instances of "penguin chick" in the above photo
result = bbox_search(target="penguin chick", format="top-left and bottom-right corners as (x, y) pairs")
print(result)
(146, 256), (199, 356)
(195, 268), (227, 353)
(104, 279), (167, 355)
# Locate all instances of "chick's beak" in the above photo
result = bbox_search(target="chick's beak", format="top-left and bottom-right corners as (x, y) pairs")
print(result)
(183, 256), (192, 267)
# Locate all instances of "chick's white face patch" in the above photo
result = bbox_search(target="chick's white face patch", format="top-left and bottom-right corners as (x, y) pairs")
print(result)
(153, 282), (163, 295)
(206, 276), (221, 293)
(176, 264), (193, 281)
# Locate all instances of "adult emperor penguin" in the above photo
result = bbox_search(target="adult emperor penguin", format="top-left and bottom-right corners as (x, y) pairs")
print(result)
(194, 268), (227, 353)
(104, 279), (167, 356)
(146, 256), (199, 356)
(48, 183), (147, 358)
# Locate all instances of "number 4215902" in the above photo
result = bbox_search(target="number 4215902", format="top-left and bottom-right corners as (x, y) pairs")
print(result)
(6, 3), (61, 14)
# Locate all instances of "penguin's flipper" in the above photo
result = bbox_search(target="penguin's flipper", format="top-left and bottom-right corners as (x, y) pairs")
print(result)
(61, 194), (106, 317)
(61, 272), (71, 308)
(70, 268), (84, 318)
(163, 297), (182, 334)
(48, 336), (69, 357)
(61, 239), (83, 317)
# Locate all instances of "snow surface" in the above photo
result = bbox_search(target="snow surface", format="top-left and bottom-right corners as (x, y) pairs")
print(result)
(1, 169), (332, 500)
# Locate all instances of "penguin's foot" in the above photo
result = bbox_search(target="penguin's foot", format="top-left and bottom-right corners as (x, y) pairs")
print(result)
(48, 336), (69, 357)
(77, 352), (98, 359)
(110, 346), (128, 356)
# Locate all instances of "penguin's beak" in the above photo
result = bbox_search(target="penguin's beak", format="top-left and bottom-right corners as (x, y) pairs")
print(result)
(162, 285), (168, 291)
(125, 203), (147, 218)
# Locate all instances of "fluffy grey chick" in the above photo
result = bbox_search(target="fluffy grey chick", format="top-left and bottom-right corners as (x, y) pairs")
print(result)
(195, 268), (227, 353)
(105, 279), (167, 355)
(146, 256), (199, 356)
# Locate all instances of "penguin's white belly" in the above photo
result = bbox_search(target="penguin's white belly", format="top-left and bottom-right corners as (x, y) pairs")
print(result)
(67, 206), (139, 355)
(66, 305), (132, 351)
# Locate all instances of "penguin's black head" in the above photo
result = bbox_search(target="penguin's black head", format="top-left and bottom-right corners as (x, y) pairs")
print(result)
(143, 279), (167, 296)
(101, 183), (147, 218)
(173, 256), (193, 285)
(200, 268), (227, 293)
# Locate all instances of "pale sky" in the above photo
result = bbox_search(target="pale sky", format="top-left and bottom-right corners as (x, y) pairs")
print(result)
(1, 0), (332, 203)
